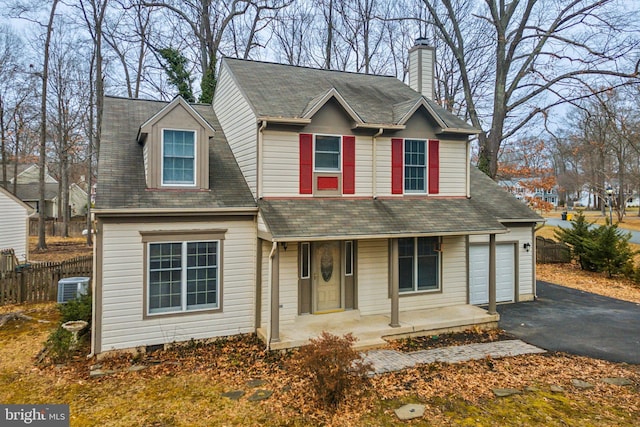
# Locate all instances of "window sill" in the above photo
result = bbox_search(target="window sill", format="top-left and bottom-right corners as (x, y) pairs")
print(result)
(143, 306), (222, 320)
(398, 288), (441, 297)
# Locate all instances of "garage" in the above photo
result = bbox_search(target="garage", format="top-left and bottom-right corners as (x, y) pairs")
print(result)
(469, 243), (515, 305)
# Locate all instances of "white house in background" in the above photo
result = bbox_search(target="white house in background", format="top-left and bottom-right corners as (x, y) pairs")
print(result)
(0, 186), (33, 262)
(499, 178), (559, 207)
(93, 40), (543, 356)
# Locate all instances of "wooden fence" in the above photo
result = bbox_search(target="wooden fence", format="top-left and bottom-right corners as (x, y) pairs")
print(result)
(536, 236), (571, 264)
(29, 218), (87, 237)
(0, 249), (18, 273)
(0, 255), (92, 305)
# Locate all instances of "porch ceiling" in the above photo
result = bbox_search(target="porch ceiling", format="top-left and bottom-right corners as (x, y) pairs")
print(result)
(258, 305), (499, 350)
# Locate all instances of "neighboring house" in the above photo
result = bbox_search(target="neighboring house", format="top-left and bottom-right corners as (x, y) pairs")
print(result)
(9, 164), (87, 217)
(0, 186), (33, 262)
(499, 178), (559, 207)
(93, 41), (542, 356)
(53, 183), (88, 217)
(13, 183), (58, 218)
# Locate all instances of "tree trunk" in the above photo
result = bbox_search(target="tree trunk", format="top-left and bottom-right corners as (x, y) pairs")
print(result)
(38, 0), (60, 250)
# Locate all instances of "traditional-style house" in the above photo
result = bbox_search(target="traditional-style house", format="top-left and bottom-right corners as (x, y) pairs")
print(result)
(0, 186), (33, 263)
(92, 41), (542, 356)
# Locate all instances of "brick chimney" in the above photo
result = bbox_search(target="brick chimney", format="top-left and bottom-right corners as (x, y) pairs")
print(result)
(408, 38), (435, 99)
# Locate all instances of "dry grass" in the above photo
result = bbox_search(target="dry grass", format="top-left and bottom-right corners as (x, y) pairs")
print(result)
(0, 305), (638, 426)
(29, 236), (92, 263)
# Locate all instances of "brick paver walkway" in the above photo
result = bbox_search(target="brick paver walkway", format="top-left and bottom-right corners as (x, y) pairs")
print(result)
(363, 340), (546, 374)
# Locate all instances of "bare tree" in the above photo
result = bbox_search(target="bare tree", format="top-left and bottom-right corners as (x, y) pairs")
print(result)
(421, 0), (640, 179)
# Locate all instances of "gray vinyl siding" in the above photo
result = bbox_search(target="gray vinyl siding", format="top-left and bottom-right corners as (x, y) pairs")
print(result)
(99, 219), (256, 353)
(213, 63), (258, 197)
(0, 190), (29, 260)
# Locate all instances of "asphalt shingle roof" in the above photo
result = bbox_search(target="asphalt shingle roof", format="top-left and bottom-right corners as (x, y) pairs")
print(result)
(259, 168), (543, 241)
(96, 96), (255, 210)
(224, 58), (476, 132)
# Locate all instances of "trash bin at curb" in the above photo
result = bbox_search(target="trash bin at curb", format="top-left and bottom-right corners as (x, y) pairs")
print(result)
(561, 211), (567, 220)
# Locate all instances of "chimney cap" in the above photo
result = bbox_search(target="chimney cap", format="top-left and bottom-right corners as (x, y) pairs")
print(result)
(414, 37), (431, 47)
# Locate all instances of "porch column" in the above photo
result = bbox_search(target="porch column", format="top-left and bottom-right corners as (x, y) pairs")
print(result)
(488, 233), (497, 315)
(390, 239), (400, 327)
(270, 244), (280, 342)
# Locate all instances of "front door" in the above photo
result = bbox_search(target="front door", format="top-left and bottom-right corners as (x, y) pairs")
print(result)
(313, 241), (342, 312)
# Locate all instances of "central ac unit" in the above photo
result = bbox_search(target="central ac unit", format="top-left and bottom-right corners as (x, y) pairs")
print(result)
(57, 277), (90, 303)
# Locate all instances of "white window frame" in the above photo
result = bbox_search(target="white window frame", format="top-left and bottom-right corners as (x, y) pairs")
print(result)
(403, 139), (427, 194)
(300, 242), (310, 279)
(345, 241), (354, 276)
(398, 237), (440, 293)
(313, 134), (342, 172)
(161, 128), (197, 187)
(147, 240), (220, 315)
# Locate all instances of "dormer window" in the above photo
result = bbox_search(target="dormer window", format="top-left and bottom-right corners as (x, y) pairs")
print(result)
(162, 129), (196, 186)
(314, 135), (341, 171)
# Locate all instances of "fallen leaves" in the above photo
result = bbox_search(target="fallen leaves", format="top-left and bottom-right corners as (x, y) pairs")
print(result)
(536, 263), (640, 304)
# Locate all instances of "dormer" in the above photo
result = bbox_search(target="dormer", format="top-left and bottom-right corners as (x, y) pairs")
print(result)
(137, 96), (214, 190)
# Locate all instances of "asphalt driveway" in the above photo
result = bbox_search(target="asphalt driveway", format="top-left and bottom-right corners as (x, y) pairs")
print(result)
(497, 281), (640, 364)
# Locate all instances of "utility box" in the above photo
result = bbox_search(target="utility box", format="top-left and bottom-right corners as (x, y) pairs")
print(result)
(57, 277), (90, 303)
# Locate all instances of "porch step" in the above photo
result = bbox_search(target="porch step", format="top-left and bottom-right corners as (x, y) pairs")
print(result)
(258, 305), (499, 351)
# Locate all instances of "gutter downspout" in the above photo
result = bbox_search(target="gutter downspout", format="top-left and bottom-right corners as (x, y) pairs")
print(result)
(466, 139), (471, 198)
(258, 120), (267, 199)
(266, 241), (277, 350)
(372, 128), (383, 199)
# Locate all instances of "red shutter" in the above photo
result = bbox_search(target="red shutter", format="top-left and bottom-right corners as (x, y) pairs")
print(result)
(299, 133), (313, 194)
(391, 138), (403, 194)
(342, 135), (355, 194)
(428, 139), (439, 194)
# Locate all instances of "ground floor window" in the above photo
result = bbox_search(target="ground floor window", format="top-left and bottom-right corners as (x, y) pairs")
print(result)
(398, 237), (439, 293)
(147, 240), (219, 314)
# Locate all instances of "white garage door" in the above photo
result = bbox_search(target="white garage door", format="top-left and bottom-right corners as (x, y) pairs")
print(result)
(469, 244), (515, 305)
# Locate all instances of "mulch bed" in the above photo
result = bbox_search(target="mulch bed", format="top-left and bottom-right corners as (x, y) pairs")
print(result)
(388, 328), (515, 352)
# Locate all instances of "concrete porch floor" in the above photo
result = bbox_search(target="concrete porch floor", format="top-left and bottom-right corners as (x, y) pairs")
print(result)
(258, 305), (499, 350)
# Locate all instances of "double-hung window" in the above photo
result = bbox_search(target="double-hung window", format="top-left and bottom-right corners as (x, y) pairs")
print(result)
(398, 237), (439, 293)
(148, 240), (219, 314)
(404, 139), (426, 193)
(314, 135), (341, 171)
(162, 129), (195, 185)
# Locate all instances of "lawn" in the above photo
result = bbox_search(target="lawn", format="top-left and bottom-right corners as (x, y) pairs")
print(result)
(0, 229), (636, 425)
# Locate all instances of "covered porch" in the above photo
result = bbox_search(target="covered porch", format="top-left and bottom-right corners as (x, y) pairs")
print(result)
(257, 304), (499, 350)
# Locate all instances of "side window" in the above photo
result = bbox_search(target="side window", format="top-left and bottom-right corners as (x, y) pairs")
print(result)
(398, 237), (439, 293)
(146, 238), (221, 315)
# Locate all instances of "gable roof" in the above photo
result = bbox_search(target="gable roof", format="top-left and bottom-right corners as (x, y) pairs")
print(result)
(259, 168), (543, 241)
(137, 96), (215, 143)
(96, 96), (255, 212)
(222, 57), (479, 134)
(12, 183), (58, 202)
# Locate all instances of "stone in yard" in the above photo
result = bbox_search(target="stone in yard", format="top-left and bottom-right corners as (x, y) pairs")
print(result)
(525, 386), (540, 392)
(394, 404), (425, 421)
(246, 379), (267, 387)
(90, 369), (117, 378)
(550, 385), (564, 393)
(128, 365), (147, 372)
(248, 389), (273, 402)
(571, 379), (594, 389)
(492, 388), (521, 397)
(601, 378), (633, 386)
(221, 390), (245, 400)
